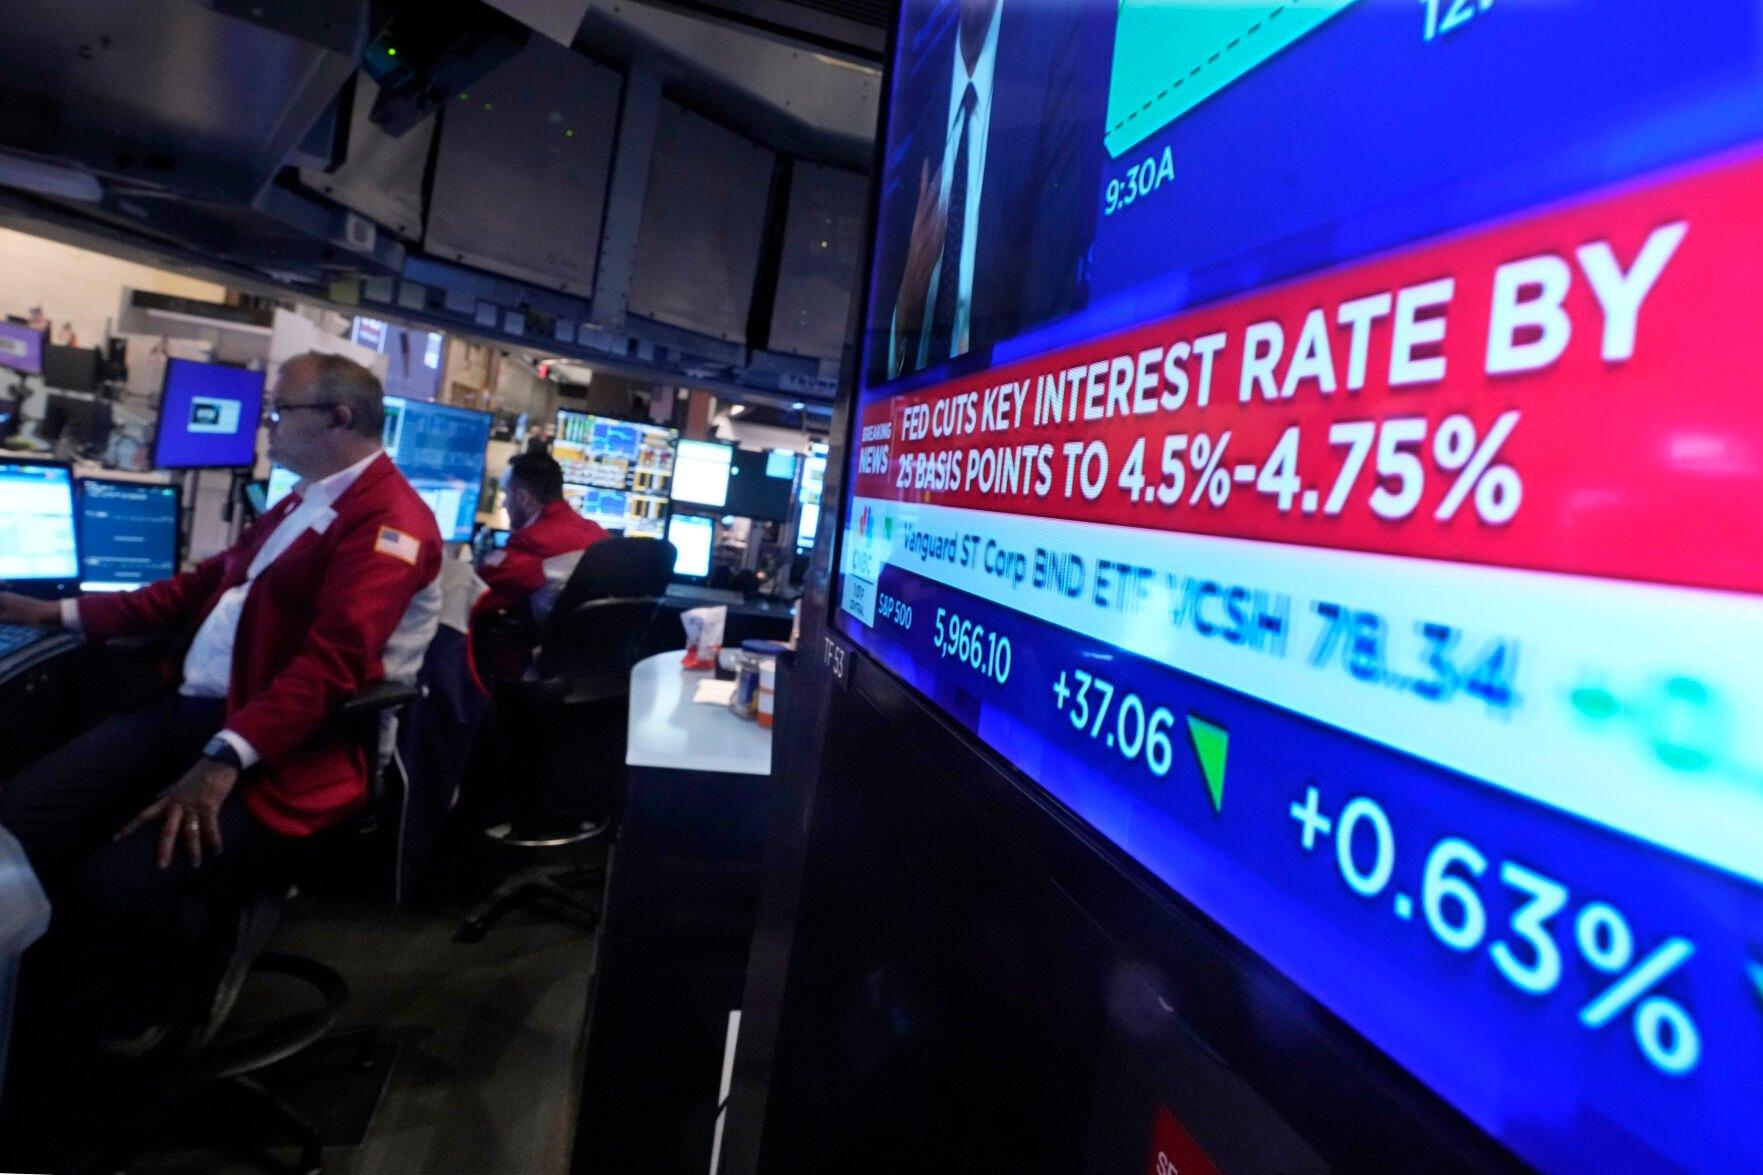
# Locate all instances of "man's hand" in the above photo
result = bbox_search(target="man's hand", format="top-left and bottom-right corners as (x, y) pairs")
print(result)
(0, 592), (61, 627)
(118, 758), (241, 870)
(894, 159), (947, 366)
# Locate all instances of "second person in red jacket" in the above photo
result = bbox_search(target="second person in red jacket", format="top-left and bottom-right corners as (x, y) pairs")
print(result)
(470, 451), (609, 686)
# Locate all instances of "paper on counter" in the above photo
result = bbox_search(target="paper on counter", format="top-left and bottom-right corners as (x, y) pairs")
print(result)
(692, 678), (738, 706)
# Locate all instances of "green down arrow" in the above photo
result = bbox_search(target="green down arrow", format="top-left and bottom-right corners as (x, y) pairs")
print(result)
(1187, 716), (1228, 813)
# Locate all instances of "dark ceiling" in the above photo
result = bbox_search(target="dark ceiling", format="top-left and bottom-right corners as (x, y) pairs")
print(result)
(0, 0), (886, 405)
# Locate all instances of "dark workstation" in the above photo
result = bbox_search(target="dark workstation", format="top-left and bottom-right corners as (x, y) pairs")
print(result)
(0, 0), (1758, 1172)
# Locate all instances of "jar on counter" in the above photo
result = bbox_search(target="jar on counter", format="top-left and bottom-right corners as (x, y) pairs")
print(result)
(729, 639), (788, 721)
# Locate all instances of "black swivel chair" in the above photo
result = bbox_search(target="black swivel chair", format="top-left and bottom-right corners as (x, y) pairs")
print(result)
(84, 681), (419, 1175)
(456, 537), (675, 942)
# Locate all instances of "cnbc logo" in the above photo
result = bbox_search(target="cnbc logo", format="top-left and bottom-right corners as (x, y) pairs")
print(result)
(859, 506), (873, 538)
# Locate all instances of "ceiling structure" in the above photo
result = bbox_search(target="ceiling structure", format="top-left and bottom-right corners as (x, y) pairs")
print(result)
(0, 0), (885, 407)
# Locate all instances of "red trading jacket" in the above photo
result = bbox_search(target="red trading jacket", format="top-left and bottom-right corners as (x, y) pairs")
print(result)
(469, 498), (608, 687)
(77, 454), (443, 836)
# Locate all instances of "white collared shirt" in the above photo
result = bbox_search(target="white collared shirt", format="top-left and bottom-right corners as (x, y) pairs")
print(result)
(63, 449), (385, 768)
(892, 0), (1003, 375)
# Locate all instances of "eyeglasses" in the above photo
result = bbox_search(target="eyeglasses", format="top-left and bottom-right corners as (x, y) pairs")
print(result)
(267, 402), (342, 426)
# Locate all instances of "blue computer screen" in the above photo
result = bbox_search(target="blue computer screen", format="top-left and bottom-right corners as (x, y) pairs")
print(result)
(153, 359), (266, 469)
(382, 395), (490, 542)
(0, 461), (78, 583)
(834, 1), (1763, 1170)
(266, 398), (489, 541)
(78, 479), (178, 592)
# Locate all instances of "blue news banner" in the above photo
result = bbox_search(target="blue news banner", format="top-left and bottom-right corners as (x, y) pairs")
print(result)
(842, 560), (1763, 1173)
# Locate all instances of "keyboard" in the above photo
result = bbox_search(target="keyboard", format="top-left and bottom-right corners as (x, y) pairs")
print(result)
(665, 583), (747, 605)
(0, 623), (47, 658)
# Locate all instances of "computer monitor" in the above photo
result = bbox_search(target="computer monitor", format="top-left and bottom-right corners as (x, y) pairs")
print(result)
(725, 446), (795, 522)
(266, 397), (492, 541)
(0, 460), (79, 596)
(553, 410), (678, 538)
(38, 394), (113, 452)
(263, 465), (299, 511)
(382, 395), (492, 541)
(665, 512), (715, 581)
(672, 439), (734, 509)
(40, 344), (101, 393)
(77, 478), (179, 592)
(0, 321), (44, 376)
(796, 449), (826, 551)
(152, 358), (266, 469)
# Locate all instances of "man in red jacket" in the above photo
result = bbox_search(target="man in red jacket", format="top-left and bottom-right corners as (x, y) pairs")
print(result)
(470, 450), (608, 686)
(0, 352), (442, 1045)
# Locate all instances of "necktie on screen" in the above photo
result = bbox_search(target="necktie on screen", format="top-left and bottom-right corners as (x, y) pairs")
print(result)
(931, 82), (978, 363)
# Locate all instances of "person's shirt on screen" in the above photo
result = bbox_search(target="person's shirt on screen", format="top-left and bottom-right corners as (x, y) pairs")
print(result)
(889, 0), (1003, 377)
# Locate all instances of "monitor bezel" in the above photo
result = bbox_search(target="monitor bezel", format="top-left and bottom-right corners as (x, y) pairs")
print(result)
(74, 475), (183, 592)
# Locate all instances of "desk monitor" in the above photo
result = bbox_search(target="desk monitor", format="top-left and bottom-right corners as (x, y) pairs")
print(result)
(265, 397), (492, 541)
(665, 512), (715, 581)
(672, 439), (734, 509)
(264, 465), (299, 511)
(796, 449), (826, 551)
(0, 460), (79, 594)
(77, 478), (179, 592)
(40, 343), (99, 392)
(824, 0), (1763, 1169)
(0, 321), (44, 376)
(152, 358), (266, 469)
(382, 395), (492, 541)
(725, 447), (794, 522)
(39, 394), (113, 451)
(553, 410), (677, 538)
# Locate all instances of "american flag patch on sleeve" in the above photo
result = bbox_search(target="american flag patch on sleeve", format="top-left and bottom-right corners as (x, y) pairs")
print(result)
(374, 526), (422, 565)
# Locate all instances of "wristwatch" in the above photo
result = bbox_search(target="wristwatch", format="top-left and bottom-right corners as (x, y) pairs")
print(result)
(201, 735), (245, 772)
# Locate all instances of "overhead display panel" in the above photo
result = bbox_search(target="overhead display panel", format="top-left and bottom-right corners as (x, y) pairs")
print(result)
(833, 1), (1763, 1171)
(424, 39), (620, 295)
(628, 100), (773, 343)
(298, 74), (434, 240)
(770, 162), (867, 361)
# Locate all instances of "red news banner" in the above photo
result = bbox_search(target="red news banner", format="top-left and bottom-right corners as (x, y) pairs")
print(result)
(853, 149), (1763, 596)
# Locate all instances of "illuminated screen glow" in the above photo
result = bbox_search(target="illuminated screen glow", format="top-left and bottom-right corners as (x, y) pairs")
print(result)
(667, 512), (715, 579)
(268, 397), (490, 542)
(78, 479), (177, 591)
(674, 439), (734, 508)
(834, 1), (1763, 1170)
(0, 461), (77, 581)
(554, 410), (677, 538)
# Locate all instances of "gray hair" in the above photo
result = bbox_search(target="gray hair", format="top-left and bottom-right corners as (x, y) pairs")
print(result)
(289, 352), (384, 438)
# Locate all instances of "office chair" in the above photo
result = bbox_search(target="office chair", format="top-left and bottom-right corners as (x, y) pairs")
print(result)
(456, 538), (674, 943)
(84, 681), (418, 1175)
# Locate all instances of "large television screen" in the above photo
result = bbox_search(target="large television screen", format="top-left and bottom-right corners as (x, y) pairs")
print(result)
(553, 410), (677, 538)
(833, 2), (1763, 1170)
(153, 359), (266, 469)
